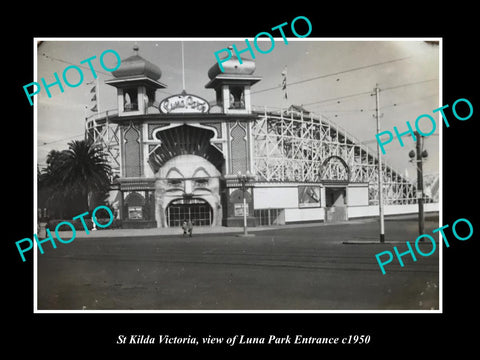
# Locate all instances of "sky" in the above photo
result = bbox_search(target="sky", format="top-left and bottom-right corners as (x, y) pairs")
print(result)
(35, 38), (440, 181)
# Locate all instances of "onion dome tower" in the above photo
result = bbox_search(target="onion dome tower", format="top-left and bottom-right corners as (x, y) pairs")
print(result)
(104, 45), (168, 228)
(205, 47), (262, 227)
(205, 46), (261, 114)
(106, 45), (167, 117)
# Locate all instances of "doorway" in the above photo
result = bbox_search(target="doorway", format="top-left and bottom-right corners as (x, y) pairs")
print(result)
(325, 186), (348, 222)
(166, 198), (213, 227)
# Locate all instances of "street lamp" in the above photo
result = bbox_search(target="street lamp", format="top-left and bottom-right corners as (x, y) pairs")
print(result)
(409, 131), (428, 237)
(237, 170), (255, 237)
(225, 170), (256, 237)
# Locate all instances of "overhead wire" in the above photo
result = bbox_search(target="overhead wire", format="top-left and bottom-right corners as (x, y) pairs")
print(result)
(41, 53), (112, 77)
(309, 92), (439, 115)
(38, 132), (85, 147)
(40, 52), (174, 96)
(251, 56), (412, 95)
(303, 78), (438, 109)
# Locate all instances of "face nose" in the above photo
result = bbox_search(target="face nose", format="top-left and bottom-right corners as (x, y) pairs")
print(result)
(184, 180), (193, 196)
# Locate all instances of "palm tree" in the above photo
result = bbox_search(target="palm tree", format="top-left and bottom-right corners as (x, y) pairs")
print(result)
(40, 140), (111, 218)
(39, 150), (71, 218)
(60, 139), (112, 214)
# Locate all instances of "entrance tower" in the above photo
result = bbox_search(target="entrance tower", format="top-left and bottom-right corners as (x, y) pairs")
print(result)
(205, 48), (262, 226)
(105, 46), (167, 228)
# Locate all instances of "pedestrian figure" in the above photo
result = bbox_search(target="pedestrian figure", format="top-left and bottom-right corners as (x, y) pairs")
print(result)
(187, 220), (194, 237)
(181, 220), (188, 237)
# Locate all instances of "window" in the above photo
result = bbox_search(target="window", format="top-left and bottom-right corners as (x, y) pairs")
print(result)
(228, 86), (245, 109)
(254, 209), (284, 226)
(124, 88), (138, 111)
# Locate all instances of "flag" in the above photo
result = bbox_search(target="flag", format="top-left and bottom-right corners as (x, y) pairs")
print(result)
(90, 104), (97, 112)
(90, 85), (96, 93)
(91, 94), (97, 101)
(281, 66), (287, 100)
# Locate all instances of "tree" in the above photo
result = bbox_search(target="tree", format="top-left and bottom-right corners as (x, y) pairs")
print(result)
(38, 150), (71, 218)
(39, 140), (111, 218)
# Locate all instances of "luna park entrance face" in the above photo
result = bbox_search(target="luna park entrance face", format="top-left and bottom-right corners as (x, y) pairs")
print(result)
(166, 198), (213, 227)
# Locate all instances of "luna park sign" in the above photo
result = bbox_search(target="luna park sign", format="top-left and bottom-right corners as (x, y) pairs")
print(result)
(159, 93), (210, 114)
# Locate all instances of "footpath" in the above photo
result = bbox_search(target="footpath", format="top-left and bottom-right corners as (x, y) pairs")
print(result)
(53, 212), (439, 240)
(55, 218), (382, 239)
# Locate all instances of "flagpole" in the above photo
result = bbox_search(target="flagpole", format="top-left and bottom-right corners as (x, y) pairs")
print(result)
(281, 65), (288, 109)
(83, 105), (89, 141)
(96, 77), (100, 115)
(181, 41), (185, 91)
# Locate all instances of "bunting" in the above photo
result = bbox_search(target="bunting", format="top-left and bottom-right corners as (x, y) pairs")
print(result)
(86, 80), (98, 114)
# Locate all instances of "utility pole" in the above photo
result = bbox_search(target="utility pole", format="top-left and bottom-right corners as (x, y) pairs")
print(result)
(374, 86), (385, 243)
(416, 131), (425, 236)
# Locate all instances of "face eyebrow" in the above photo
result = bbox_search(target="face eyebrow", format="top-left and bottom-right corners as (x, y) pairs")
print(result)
(165, 167), (184, 178)
(192, 167), (209, 178)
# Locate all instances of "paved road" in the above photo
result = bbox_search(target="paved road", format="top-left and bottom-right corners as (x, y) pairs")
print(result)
(37, 216), (440, 311)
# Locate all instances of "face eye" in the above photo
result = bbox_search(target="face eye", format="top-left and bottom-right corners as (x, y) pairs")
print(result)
(168, 179), (182, 186)
(195, 178), (208, 186)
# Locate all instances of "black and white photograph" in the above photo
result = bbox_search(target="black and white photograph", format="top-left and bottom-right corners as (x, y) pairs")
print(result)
(34, 38), (441, 311)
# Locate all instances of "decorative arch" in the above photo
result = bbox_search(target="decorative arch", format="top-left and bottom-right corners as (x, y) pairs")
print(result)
(230, 122), (248, 174)
(151, 122), (221, 141)
(123, 122), (142, 177)
(124, 191), (145, 206)
(148, 124), (224, 174)
(320, 155), (350, 182)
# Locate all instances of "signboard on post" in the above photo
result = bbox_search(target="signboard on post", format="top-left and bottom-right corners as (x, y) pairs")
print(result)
(234, 203), (249, 217)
